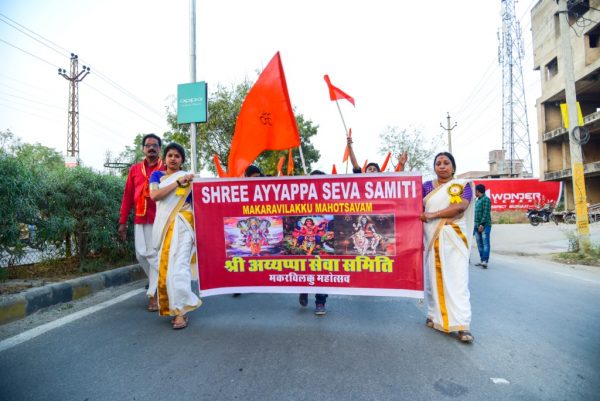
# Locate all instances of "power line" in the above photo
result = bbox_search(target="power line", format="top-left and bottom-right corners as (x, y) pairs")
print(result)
(82, 81), (165, 130)
(0, 37), (60, 68)
(0, 13), (165, 119)
(0, 12), (70, 55)
(0, 14), (69, 58)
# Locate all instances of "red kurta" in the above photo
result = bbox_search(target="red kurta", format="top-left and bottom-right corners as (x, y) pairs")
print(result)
(119, 159), (165, 225)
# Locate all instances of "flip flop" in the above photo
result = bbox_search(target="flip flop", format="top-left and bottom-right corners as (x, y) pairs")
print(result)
(147, 298), (158, 312)
(172, 316), (188, 330)
(458, 331), (474, 343)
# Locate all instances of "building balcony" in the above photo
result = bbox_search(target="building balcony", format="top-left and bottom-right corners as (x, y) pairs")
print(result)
(544, 161), (600, 181)
(543, 110), (600, 143)
(542, 127), (568, 142)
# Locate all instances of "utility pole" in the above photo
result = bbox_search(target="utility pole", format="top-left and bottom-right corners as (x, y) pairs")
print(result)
(440, 112), (457, 154)
(189, 0), (198, 173)
(58, 53), (90, 167)
(558, 0), (590, 250)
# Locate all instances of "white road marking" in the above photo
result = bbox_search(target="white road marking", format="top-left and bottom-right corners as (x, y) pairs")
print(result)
(554, 271), (600, 285)
(0, 288), (145, 353)
(490, 378), (510, 384)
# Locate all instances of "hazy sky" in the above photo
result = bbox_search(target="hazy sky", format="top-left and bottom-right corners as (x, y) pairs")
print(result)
(0, 0), (541, 176)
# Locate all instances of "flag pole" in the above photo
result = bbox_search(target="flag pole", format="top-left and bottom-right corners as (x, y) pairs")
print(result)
(335, 99), (351, 173)
(298, 145), (307, 174)
(335, 100), (350, 137)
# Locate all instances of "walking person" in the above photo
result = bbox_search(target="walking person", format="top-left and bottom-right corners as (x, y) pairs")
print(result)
(420, 152), (475, 343)
(473, 184), (492, 268)
(118, 133), (165, 311)
(232, 164), (265, 298)
(298, 170), (329, 315)
(149, 142), (201, 329)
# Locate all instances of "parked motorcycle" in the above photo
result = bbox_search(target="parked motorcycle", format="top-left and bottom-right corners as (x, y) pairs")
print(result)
(563, 211), (577, 224)
(526, 204), (558, 226)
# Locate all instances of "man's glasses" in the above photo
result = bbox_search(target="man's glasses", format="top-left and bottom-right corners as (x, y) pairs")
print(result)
(143, 144), (160, 149)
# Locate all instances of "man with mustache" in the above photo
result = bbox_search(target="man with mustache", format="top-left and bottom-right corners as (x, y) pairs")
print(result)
(118, 133), (165, 311)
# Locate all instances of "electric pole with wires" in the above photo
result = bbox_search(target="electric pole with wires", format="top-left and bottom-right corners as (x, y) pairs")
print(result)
(440, 112), (457, 154)
(58, 53), (90, 167)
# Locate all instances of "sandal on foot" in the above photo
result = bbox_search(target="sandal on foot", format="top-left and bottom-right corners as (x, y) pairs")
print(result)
(147, 298), (158, 312)
(172, 316), (188, 330)
(425, 318), (434, 328)
(458, 330), (474, 343)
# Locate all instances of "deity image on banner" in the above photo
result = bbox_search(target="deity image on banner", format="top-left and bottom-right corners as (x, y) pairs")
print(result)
(282, 215), (335, 256)
(223, 216), (284, 257)
(334, 214), (396, 256)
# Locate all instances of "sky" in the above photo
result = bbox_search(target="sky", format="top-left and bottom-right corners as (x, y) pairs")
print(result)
(0, 0), (541, 177)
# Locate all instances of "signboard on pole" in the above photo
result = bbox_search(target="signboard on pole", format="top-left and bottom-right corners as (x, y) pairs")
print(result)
(177, 81), (207, 124)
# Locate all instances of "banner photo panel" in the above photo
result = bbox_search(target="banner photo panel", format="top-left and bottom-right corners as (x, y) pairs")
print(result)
(193, 174), (424, 298)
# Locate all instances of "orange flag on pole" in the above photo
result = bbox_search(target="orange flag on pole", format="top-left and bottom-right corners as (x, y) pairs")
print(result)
(227, 52), (300, 177)
(342, 128), (352, 162)
(276, 156), (285, 176)
(332, 164), (338, 174)
(324, 75), (355, 106)
(380, 152), (392, 172)
(213, 154), (227, 178)
(287, 148), (294, 176)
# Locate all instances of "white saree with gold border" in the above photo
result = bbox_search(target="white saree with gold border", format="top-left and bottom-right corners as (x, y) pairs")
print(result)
(152, 171), (202, 316)
(423, 178), (475, 333)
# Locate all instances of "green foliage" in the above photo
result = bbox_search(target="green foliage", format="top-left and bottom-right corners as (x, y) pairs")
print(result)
(0, 131), (134, 269)
(162, 79), (320, 175)
(113, 133), (145, 176)
(378, 126), (442, 173)
(0, 152), (39, 262)
(36, 167), (131, 269)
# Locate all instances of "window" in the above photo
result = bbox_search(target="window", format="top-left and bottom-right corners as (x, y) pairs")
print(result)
(546, 58), (558, 81)
(587, 24), (600, 48)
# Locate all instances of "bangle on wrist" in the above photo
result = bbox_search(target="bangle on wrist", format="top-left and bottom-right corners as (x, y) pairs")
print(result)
(176, 179), (182, 187)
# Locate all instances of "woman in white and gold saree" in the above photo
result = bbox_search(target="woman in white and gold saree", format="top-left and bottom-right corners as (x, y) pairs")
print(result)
(420, 152), (475, 343)
(149, 142), (201, 330)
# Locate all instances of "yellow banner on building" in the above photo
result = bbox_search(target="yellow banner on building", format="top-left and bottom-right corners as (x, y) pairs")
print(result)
(560, 102), (584, 129)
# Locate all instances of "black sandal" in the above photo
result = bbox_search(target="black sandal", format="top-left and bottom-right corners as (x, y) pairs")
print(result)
(425, 318), (434, 328)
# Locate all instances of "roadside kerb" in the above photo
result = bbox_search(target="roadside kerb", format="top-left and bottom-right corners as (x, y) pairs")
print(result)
(0, 264), (145, 326)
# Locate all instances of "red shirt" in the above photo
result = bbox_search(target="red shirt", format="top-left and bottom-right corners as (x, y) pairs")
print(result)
(119, 159), (165, 225)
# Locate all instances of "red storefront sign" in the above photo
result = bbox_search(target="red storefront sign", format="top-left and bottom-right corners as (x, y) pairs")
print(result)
(473, 178), (562, 211)
(193, 174), (424, 298)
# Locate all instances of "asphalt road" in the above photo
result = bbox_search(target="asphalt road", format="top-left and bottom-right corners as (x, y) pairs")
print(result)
(0, 249), (599, 400)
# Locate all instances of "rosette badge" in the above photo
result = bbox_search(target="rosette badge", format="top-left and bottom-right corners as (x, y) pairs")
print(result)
(447, 183), (464, 204)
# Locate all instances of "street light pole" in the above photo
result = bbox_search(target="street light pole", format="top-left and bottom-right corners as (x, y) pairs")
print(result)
(189, 0), (198, 174)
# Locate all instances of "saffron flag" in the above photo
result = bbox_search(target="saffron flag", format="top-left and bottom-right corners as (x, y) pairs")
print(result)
(380, 152), (392, 172)
(277, 156), (285, 176)
(228, 52), (300, 177)
(342, 128), (352, 162)
(324, 75), (355, 106)
(287, 148), (294, 176)
(332, 164), (338, 174)
(213, 154), (227, 178)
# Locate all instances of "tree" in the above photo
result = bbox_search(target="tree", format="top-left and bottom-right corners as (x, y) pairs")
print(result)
(0, 153), (39, 264)
(113, 133), (145, 176)
(36, 167), (130, 270)
(378, 126), (442, 173)
(162, 79), (320, 176)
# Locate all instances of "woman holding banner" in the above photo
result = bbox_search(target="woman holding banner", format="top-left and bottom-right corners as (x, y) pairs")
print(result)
(420, 152), (475, 343)
(149, 143), (201, 330)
